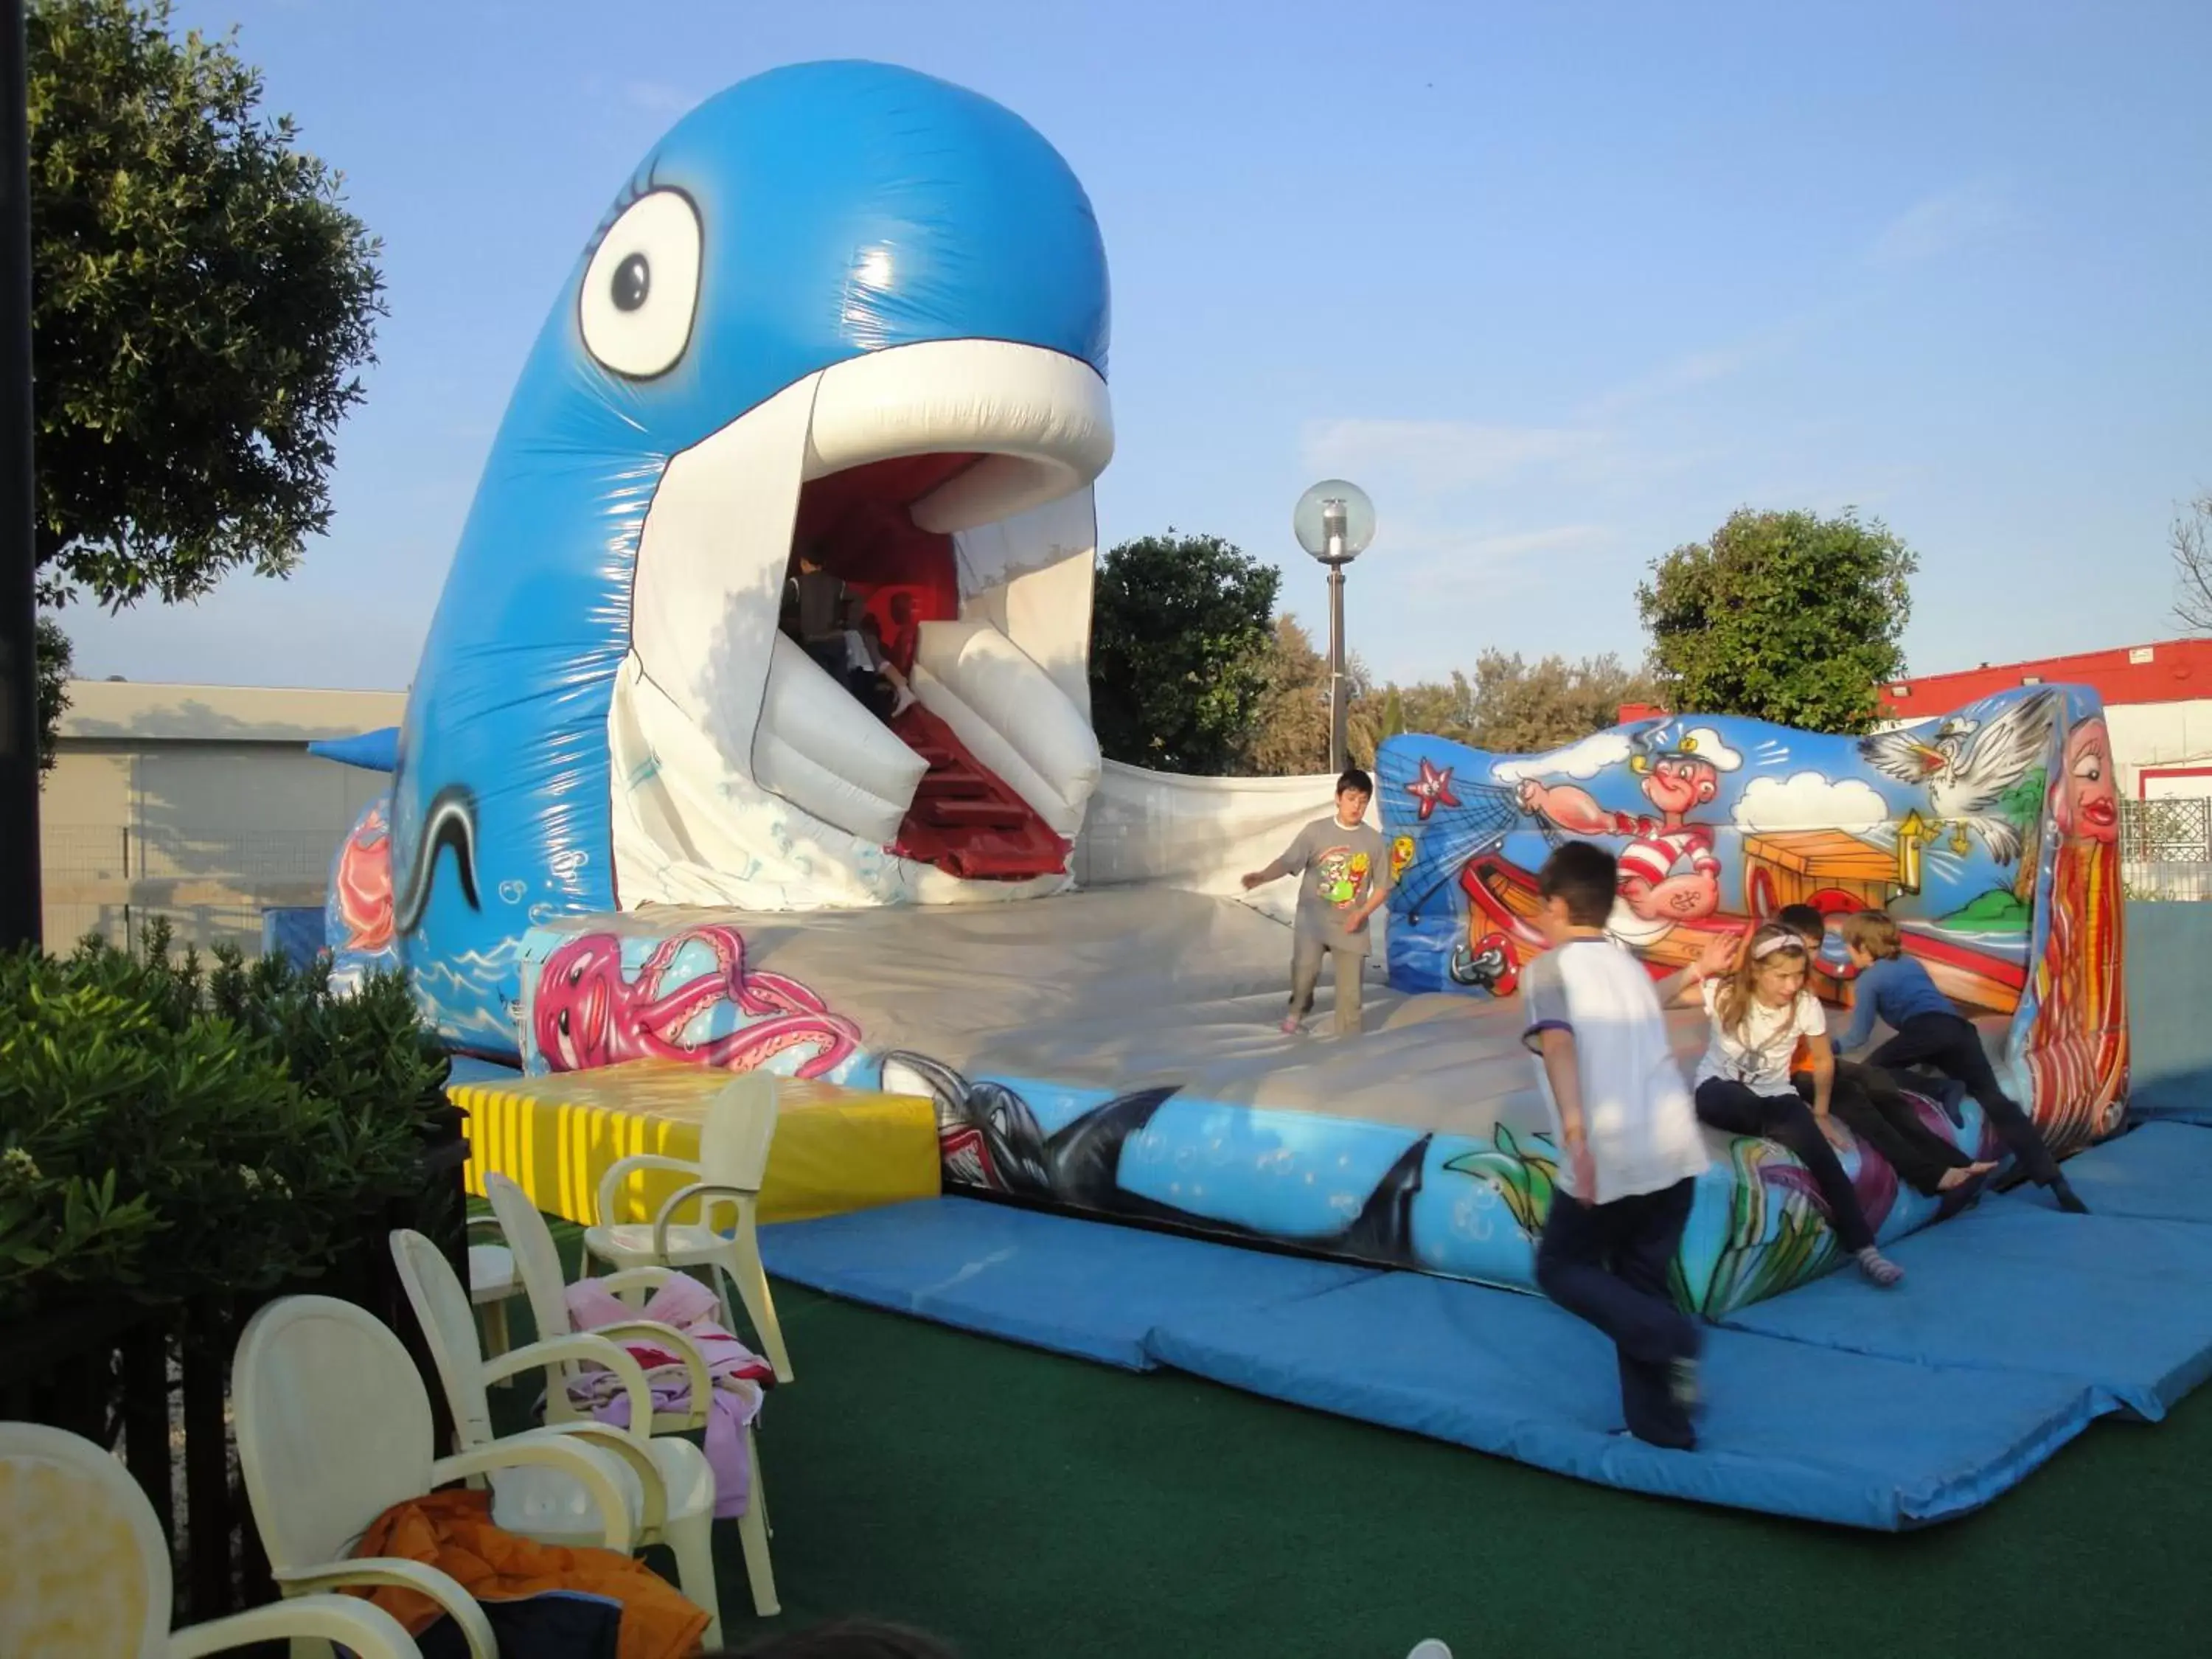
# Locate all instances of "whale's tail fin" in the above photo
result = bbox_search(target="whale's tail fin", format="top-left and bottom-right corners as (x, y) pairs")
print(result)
(307, 726), (400, 773)
(392, 784), (481, 935)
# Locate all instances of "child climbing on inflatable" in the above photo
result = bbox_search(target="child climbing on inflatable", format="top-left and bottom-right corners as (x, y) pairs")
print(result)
(1774, 905), (1997, 1197)
(1687, 922), (1907, 1287)
(1523, 840), (1731, 1450)
(1242, 769), (1392, 1037)
(1837, 911), (2089, 1214)
(781, 543), (918, 722)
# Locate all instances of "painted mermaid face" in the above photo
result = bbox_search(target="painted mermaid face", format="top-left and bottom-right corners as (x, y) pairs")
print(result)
(2055, 717), (2118, 844)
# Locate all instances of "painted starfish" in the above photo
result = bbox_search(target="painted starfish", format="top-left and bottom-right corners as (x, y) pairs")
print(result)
(1405, 758), (1461, 821)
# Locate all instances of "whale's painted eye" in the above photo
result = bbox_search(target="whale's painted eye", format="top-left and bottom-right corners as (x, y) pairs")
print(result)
(579, 189), (700, 378)
(612, 254), (650, 312)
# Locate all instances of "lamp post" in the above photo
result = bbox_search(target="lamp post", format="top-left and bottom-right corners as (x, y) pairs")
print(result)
(0, 0), (36, 951)
(1292, 479), (1375, 776)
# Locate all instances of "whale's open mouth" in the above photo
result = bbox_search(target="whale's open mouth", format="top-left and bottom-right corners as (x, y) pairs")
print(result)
(618, 339), (1113, 901)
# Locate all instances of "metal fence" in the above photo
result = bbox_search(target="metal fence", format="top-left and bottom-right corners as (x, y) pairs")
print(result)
(39, 824), (335, 954)
(2120, 796), (2212, 902)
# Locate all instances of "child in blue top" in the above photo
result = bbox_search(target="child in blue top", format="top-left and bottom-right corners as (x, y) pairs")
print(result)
(1837, 910), (2087, 1213)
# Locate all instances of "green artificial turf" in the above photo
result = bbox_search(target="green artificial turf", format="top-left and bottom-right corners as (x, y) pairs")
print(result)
(709, 1282), (2212, 1659)
(495, 1209), (2208, 1658)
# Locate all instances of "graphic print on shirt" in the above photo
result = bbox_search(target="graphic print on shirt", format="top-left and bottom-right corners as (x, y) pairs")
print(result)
(1313, 846), (1371, 909)
(1696, 981), (1824, 1096)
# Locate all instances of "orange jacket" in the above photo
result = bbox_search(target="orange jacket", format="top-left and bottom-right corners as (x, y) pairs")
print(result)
(349, 1486), (709, 1659)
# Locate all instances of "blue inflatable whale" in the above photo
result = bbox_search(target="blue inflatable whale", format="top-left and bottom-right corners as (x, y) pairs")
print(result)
(389, 61), (1116, 1053)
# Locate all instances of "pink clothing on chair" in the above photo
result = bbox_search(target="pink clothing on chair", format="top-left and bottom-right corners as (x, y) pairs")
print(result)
(562, 1273), (773, 1517)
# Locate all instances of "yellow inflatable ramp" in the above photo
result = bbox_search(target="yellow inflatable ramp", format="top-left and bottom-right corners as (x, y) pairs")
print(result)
(454, 1060), (942, 1228)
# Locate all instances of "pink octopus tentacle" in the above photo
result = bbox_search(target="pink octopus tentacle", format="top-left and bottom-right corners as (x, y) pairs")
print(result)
(734, 970), (832, 1018)
(630, 934), (691, 1004)
(631, 927), (750, 1046)
(535, 922), (861, 1078)
(690, 1011), (863, 1078)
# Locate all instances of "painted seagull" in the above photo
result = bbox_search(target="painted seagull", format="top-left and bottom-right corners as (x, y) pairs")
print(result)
(1859, 689), (2059, 864)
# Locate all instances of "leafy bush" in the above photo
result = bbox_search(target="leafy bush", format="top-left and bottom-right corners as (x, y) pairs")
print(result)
(0, 921), (450, 1318)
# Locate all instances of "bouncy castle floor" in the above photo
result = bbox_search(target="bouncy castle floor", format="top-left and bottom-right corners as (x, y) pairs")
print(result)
(533, 883), (2013, 1135)
(528, 886), (1719, 1130)
(495, 887), (2140, 1528)
(759, 1121), (2212, 1530)
(525, 886), (2019, 1304)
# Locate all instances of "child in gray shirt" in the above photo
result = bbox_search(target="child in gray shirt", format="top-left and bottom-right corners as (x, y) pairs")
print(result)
(1242, 768), (1392, 1036)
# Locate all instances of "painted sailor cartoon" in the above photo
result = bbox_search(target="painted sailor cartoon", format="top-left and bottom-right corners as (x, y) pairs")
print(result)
(1514, 723), (1745, 945)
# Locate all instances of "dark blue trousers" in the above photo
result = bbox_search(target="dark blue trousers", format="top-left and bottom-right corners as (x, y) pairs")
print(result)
(1536, 1176), (1700, 1448)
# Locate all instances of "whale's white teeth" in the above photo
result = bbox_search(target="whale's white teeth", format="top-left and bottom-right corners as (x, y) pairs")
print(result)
(628, 373), (818, 781)
(753, 633), (928, 844)
(908, 618), (1097, 837)
(617, 337), (1112, 903)
(950, 487), (1099, 721)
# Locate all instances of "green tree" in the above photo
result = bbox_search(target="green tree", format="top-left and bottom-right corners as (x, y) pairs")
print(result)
(1088, 531), (1281, 773)
(1461, 649), (1658, 753)
(27, 0), (385, 765)
(1392, 674), (1477, 745)
(1636, 507), (1916, 734)
(1243, 614), (1329, 774)
(1242, 613), (1375, 775)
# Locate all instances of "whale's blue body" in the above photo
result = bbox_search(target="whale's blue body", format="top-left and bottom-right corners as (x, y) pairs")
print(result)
(390, 61), (1111, 1054)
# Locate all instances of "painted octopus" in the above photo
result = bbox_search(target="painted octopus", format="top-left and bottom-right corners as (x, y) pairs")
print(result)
(335, 804), (396, 955)
(533, 923), (863, 1078)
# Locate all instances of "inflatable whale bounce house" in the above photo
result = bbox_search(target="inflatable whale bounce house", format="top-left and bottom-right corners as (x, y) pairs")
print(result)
(313, 61), (2127, 1329)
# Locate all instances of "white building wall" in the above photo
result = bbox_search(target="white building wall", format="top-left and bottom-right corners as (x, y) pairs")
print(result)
(38, 681), (405, 953)
(2107, 700), (2212, 796)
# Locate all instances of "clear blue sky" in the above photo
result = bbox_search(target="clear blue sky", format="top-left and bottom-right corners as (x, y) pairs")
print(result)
(63, 0), (2212, 694)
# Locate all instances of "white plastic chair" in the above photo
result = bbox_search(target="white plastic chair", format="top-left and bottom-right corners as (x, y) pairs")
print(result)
(234, 1293), (635, 1659)
(485, 1170), (779, 1617)
(466, 1213), (523, 1361)
(583, 1070), (791, 1383)
(483, 1173), (709, 1433)
(0, 1420), (425, 1659)
(387, 1228), (731, 1639)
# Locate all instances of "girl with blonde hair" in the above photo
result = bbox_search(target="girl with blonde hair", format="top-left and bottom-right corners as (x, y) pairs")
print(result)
(1685, 922), (1905, 1287)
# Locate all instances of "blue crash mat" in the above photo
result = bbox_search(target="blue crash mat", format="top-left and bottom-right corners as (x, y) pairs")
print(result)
(759, 1197), (1378, 1370)
(1722, 1202), (2212, 1420)
(1144, 1270), (2096, 1531)
(1999, 1121), (2212, 1222)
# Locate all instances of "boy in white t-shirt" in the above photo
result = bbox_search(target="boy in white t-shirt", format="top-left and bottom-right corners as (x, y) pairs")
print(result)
(1523, 840), (1736, 1450)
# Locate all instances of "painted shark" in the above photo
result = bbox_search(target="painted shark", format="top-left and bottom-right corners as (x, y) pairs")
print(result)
(878, 1051), (1431, 1267)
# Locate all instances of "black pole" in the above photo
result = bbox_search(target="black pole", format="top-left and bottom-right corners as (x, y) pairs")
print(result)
(1326, 563), (1347, 776)
(0, 0), (36, 951)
